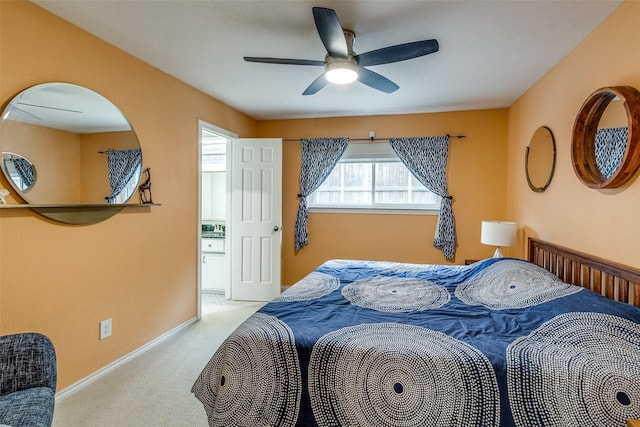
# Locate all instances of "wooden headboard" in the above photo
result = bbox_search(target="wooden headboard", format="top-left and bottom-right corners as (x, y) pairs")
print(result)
(528, 238), (640, 308)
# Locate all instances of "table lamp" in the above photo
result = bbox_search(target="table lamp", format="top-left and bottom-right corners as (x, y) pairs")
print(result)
(481, 221), (516, 258)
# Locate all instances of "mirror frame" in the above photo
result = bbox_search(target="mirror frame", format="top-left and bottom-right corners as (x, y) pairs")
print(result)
(571, 86), (640, 189)
(525, 126), (556, 192)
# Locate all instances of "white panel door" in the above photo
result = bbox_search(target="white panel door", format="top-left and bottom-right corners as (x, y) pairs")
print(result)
(230, 138), (282, 301)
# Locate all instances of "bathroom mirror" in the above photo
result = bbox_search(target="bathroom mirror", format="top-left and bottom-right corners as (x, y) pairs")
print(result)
(0, 82), (142, 207)
(571, 86), (640, 189)
(525, 126), (556, 192)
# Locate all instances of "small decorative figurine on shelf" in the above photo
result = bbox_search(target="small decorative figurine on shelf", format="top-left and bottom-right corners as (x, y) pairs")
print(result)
(138, 168), (153, 204)
(0, 189), (9, 204)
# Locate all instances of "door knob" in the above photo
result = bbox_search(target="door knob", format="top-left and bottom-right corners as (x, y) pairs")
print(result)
(273, 226), (280, 232)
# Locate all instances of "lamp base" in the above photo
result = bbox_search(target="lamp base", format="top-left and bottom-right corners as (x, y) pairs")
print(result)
(493, 247), (504, 258)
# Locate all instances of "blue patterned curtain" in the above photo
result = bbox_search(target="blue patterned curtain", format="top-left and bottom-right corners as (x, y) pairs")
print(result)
(12, 157), (35, 190)
(389, 136), (456, 259)
(295, 137), (350, 251)
(106, 149), (142, 203)
(595, 127), (627, 179)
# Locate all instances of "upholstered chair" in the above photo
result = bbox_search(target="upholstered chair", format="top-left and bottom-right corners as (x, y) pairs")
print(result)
(0, 333), (57, 427)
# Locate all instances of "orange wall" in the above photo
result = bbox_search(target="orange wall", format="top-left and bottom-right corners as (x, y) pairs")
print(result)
(0, 1), (257, 389)
(259, 109), (509, 284)
(507, 0), (640, 269)
(0, 123), (138, 203)
(1, 123), (82, 203)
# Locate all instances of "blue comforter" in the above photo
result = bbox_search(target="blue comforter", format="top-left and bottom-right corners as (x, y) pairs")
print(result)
(192, 258), (640, 426)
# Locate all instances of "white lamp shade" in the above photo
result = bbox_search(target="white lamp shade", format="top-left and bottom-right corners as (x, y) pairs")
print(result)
(481, 221), (516, 247)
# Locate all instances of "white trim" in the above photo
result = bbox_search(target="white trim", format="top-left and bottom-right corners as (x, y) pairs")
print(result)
(198, 120), (235, 310)
(197, 122), (204, 320)
(199, 121), (238, 140)
(54, 317), (198, 402)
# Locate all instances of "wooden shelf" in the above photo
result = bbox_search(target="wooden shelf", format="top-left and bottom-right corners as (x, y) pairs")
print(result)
(0, 203), (159, 208)
(0, 203), (160, 224)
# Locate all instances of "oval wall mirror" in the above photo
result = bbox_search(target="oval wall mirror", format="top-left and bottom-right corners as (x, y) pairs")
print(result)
(0, 82), (142, 223)
(525, 126), (556, 192)
(571, 86), (640, 189)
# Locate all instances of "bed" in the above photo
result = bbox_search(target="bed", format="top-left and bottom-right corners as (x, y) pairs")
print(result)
(192, 238), (640, 426)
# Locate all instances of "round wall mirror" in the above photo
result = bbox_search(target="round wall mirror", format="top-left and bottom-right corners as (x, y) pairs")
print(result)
(571, 86), (640, 189)
(0, 82), (142, 223)
(2, 152), (37, 192)
(525, 126), (556, 192)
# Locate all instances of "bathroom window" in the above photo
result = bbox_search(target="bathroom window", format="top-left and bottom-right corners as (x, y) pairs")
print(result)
(308, 143), (440, 214)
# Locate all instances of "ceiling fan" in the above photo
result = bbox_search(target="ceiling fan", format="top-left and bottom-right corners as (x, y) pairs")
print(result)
(244, 7), (439, 95)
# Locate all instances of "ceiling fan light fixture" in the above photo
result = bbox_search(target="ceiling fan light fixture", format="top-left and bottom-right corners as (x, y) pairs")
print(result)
(325, 60), (358, 84)
(245, 8), (439, 95)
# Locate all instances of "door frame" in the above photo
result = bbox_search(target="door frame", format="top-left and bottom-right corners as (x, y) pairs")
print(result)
(197, 120), (237, 320)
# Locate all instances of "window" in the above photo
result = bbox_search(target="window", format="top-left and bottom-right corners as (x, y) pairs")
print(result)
(308, 143), (441, 213)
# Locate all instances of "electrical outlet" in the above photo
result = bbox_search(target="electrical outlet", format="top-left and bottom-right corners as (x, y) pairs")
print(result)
(100, 318), (112, 340)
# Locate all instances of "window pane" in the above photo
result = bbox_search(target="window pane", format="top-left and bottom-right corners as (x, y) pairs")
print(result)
(343, 163), (371, 189)
(312, 190), (342, 204)
(376, 162), (408, 187)
(375, 162), (408, 203)
(409, 175), (439, 204)
(410, 188), (438, 204)
(310, 165), (341, 205)
(321, 165), (341, 188)
(344, 163), (372, 204)
(309, 158), (440, 210)
(344, 190), (372, 204)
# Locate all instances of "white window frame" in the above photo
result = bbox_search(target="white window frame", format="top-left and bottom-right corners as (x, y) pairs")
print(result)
(308, 142), (441, 215)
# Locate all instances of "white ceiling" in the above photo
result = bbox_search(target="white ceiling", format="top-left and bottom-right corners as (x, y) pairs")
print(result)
(4, 82), (132, 133)
(31, 0), (622, 121)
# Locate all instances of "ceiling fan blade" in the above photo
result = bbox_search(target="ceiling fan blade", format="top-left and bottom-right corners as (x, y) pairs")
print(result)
(312, 7), (348, 59)
(355, 39), (439, 67)
(244, 57), (325, 66)
(357, 67), (399, 93)
(302, 74), (329, 96)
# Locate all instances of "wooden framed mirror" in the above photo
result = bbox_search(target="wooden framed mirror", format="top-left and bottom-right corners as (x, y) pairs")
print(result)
(526, 126), (556, 192)
(571, 86), (640, 189)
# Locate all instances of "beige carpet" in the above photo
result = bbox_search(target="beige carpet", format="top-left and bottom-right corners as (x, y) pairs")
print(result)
(52, 299), (263, 427)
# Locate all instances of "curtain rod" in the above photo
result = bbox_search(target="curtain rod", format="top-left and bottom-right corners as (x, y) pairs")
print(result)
(97, 148), (140, 154)
(283, 134), (466, 142)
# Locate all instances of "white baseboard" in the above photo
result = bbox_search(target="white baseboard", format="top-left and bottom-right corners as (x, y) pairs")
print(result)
(55, 317), (198, 401)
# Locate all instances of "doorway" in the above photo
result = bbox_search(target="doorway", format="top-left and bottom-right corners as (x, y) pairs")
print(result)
(198, 123), (284, 315)
(198, 121), (236, 318)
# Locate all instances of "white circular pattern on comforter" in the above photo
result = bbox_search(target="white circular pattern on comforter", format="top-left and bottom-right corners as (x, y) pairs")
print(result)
(342, 276), (449, 312)
(455, 259), (581, 309)
(190, 313), (301, 427)
(507, 312), (640, 426)
(308, 322), (500, 427)
(273, 271), (339, 301)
